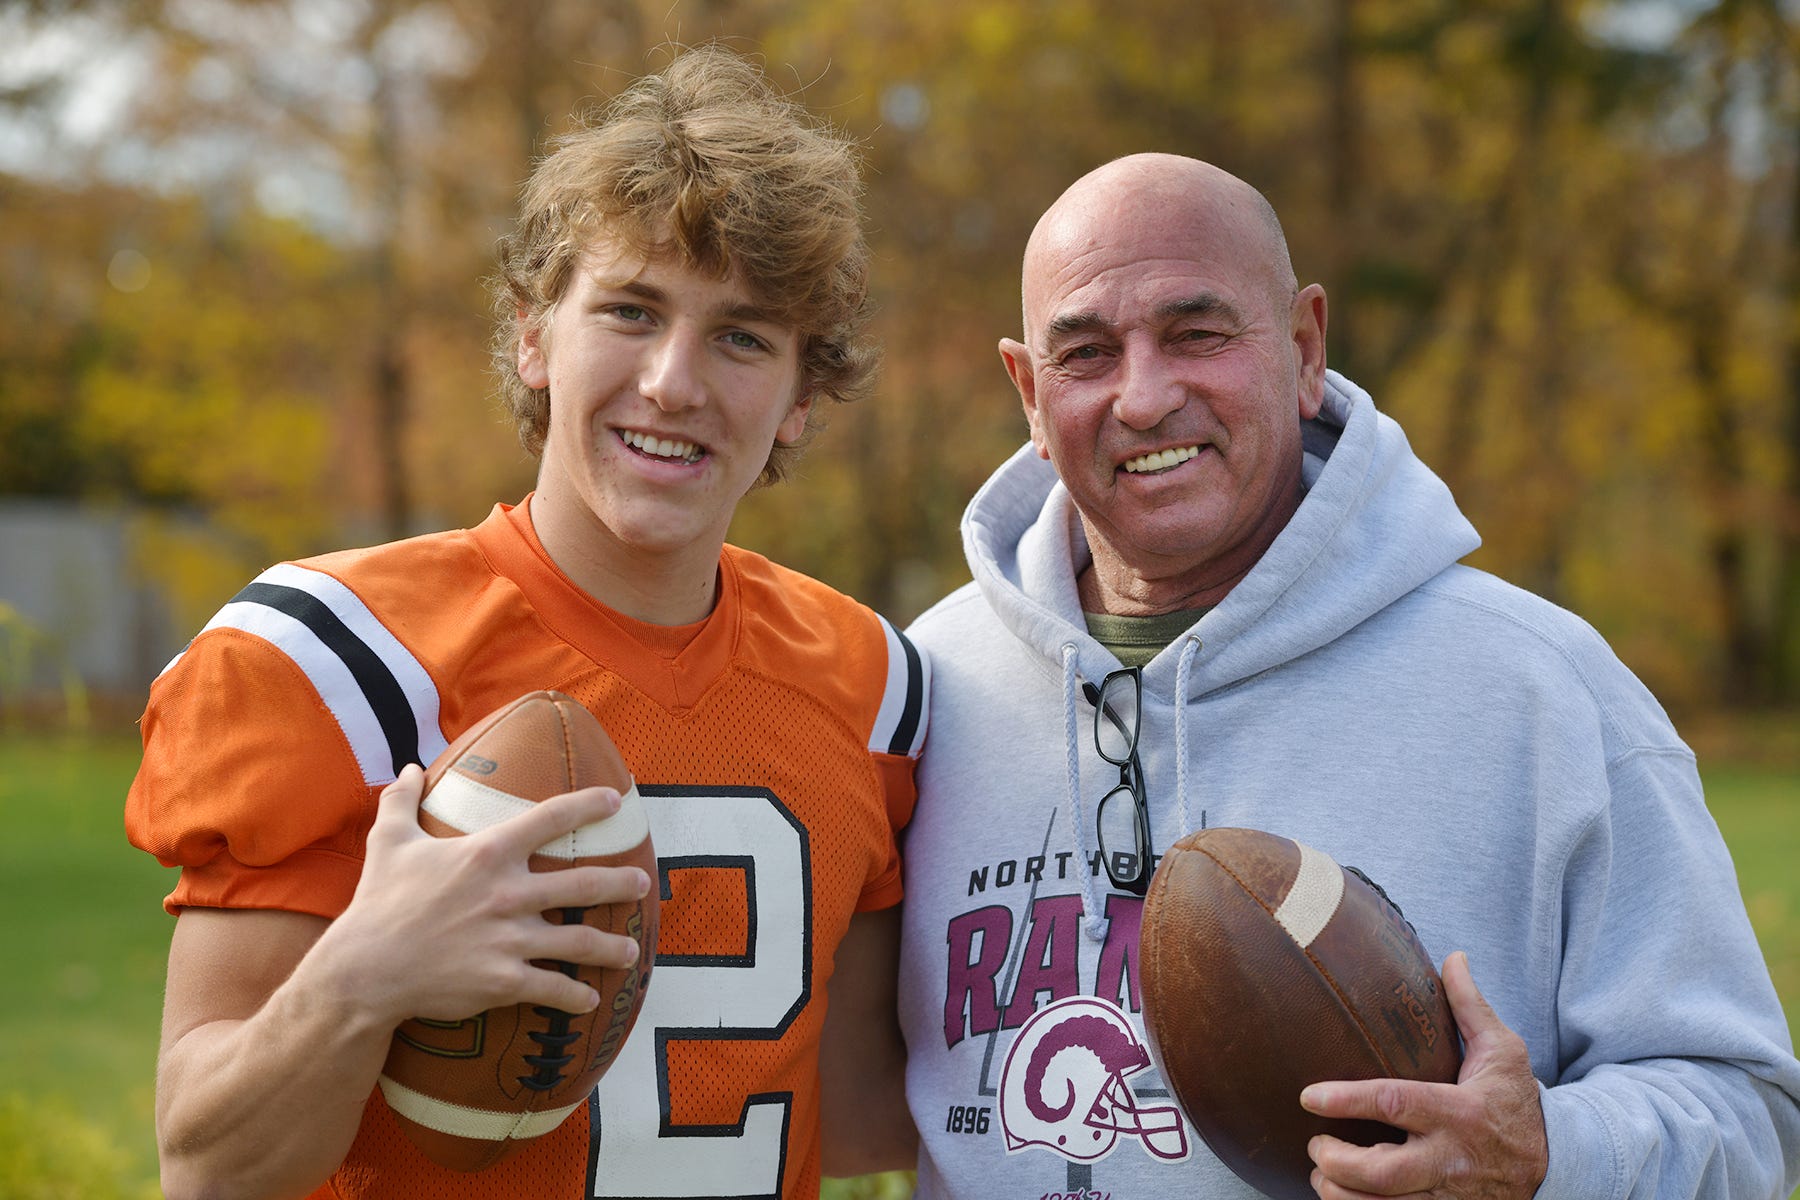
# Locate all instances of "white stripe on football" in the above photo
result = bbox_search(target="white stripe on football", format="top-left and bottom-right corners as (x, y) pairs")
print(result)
(1272, 839), (1345, 950)
(421, 772), (651, 860)
(377, 1074), (587, 1141)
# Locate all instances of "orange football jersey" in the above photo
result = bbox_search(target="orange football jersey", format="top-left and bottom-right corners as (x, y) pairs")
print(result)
(126, 499), (927, 1200)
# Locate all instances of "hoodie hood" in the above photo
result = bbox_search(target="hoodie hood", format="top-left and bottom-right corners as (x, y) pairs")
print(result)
(962, 370), (1480, 700)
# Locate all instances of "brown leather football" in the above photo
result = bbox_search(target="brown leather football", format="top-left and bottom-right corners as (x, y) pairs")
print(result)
(1139, 827), (1461, 1200)
(377, 690), (658, 1172)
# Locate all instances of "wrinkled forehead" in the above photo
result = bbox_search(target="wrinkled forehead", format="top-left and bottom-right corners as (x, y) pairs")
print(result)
(1024, 213), (1267, 343)
(1021, 168), (1290, 342)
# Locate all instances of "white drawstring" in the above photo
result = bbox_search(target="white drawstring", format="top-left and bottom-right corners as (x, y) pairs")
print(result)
(1060, 642), (1109, 940)
(1174, 635), (1201, 839)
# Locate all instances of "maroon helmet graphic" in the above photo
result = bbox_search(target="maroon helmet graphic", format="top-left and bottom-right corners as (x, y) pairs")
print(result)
(998, 996), (1189, 1163)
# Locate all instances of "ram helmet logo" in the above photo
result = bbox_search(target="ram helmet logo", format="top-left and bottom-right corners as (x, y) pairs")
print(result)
(998, 995), (1189, 1164)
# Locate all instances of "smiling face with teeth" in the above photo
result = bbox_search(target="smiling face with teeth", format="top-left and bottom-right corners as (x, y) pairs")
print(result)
(1000, 154), (1329, 615)
(517, 238), (809, 621)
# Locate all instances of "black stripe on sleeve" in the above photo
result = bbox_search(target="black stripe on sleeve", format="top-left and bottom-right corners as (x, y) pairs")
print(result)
(235, 581), (421, 775)
(886, 627), (925, 757)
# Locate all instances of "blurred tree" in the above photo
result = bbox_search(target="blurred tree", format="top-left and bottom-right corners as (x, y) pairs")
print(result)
(1587, 0), (1800, 702)
(0, 177), (344, 546)
(122, 0), (491, 541)
(3, 0), (1798, 708)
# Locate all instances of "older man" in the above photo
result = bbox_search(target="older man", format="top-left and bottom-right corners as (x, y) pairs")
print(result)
(897, 153), (1800, 1199)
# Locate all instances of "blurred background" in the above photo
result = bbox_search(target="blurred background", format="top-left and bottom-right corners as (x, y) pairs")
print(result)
(1, 1), (1798, 1197)
(3, 0), (1800, 721)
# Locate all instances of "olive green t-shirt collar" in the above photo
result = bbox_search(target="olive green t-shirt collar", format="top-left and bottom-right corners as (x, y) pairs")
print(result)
(1083, 607), (1210, 670)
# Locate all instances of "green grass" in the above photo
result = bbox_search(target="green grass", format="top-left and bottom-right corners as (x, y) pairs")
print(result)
(1, 732), (1795, 1197)
(1706, 765), (1800, 1053)
(1698, 763), (1800, 1200)
(0, 734), (169, 1197)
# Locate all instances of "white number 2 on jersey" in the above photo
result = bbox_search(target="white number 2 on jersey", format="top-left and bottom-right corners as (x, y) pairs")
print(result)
(588, 787), (810, 1200)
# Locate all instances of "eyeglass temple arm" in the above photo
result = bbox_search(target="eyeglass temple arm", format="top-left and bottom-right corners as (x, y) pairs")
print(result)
(1080, 680), (1136, 747)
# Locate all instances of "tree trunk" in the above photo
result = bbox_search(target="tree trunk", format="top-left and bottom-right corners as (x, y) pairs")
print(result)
(370, 69), (411, 542)
(1321, 0), (1360, 379)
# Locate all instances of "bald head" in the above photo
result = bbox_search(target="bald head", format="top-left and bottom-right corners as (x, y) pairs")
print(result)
(1020, 154), (1296, 344)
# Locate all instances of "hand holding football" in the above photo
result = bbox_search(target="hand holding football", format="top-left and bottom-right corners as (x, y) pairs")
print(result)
(1139, 827), (1461, 1200)
(377, 690), (659, 1172)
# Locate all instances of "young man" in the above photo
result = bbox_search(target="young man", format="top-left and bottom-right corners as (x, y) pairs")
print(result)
(126, 46), (925, 1200)
(897, 153), (1800, 1199)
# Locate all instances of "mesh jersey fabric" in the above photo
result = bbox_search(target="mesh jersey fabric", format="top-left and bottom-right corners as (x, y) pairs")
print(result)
(125, 497), (928, 1200)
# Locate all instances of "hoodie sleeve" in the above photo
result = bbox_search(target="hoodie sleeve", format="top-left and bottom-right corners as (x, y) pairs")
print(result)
(1534, 744), (1800, 1199)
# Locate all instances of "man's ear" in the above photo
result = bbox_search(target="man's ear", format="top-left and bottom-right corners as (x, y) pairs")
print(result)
(999, 338), (1049, 459)
(1292, 283), (1328, 420)
(517, 310), (549, 390)
(775, 393), (814, 445)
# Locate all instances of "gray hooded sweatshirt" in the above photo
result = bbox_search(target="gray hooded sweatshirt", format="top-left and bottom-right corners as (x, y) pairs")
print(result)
(898, 371), (1800, 1199)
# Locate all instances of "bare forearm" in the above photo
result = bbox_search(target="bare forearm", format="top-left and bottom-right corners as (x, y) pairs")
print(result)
(157, 957), (394, 1200)
(820, 906), (917, 1176)
(821, 1058), (916, 1176)
(156, 909), (407, 1200)
(152, 779), (644, 1199)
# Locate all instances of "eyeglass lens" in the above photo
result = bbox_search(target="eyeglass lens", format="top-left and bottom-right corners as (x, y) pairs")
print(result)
(1097, 782), (1146, 881)
(1094, 670), (1139, 763)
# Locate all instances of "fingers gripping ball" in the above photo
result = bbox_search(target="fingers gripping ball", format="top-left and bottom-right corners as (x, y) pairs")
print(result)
(1138, 827), (1461, 1200)
(378, 691), (658, 1172)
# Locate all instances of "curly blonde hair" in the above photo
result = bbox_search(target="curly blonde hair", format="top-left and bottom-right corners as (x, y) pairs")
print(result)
(491, 45), (876, 485)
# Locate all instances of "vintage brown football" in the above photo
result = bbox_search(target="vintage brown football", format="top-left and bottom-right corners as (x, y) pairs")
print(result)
(1139, 826), (1462, 1200)
(377, 690), (658, 1172)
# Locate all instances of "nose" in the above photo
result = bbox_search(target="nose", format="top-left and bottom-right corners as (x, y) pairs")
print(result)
(638, 329), (707, 412)
(1111, 336), (1185, 431)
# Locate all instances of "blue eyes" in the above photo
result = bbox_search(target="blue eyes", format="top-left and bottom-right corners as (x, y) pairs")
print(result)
(602, 306), (768, 352)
